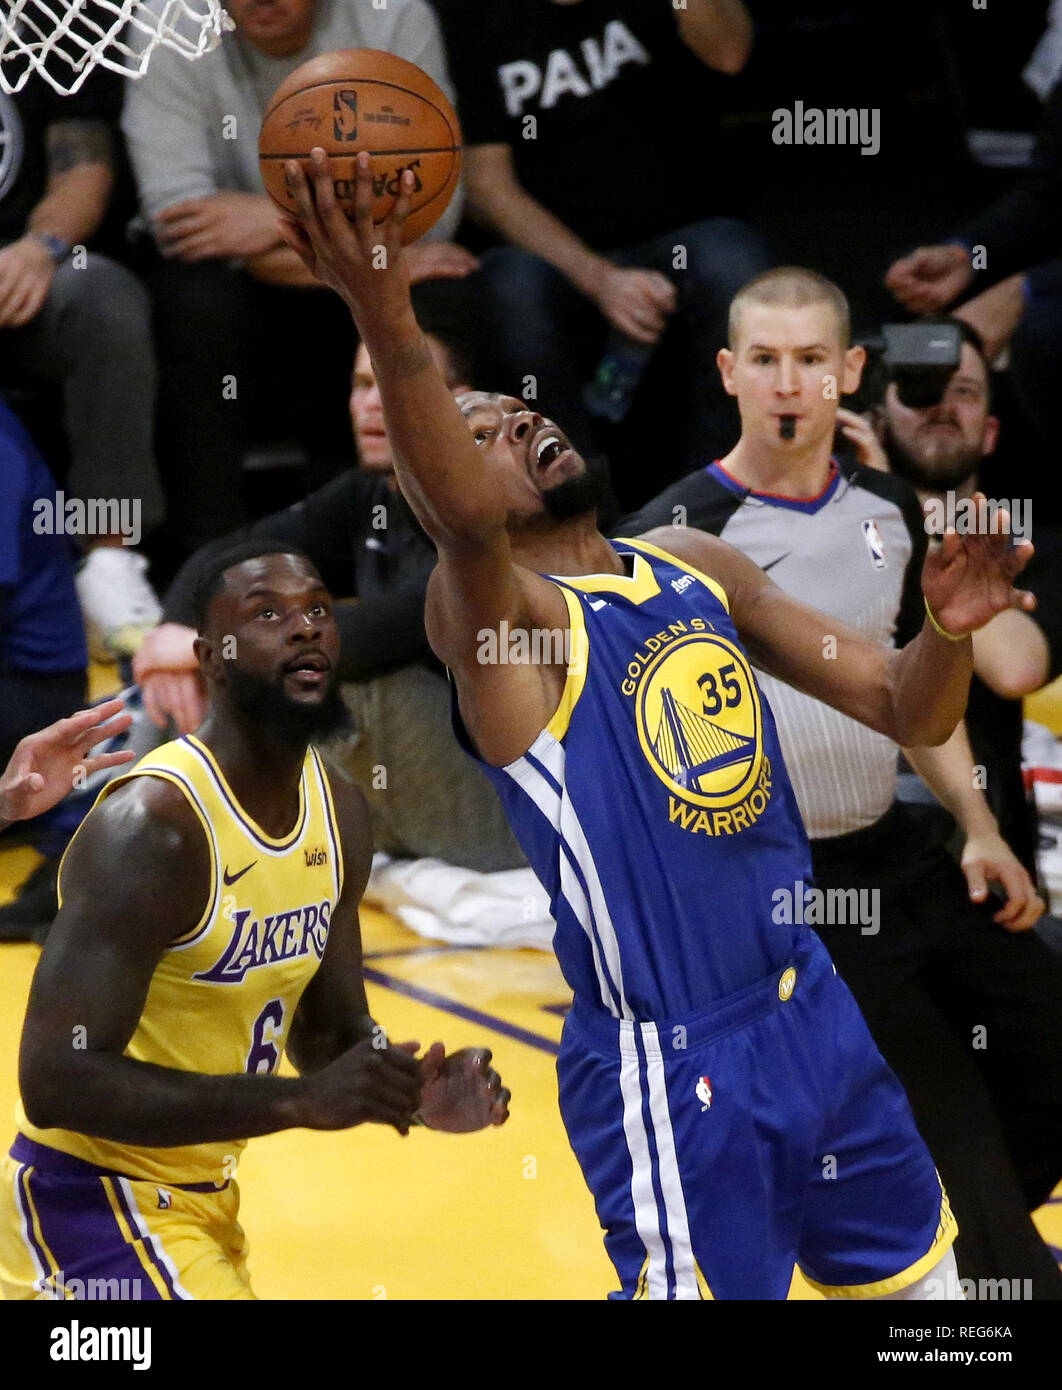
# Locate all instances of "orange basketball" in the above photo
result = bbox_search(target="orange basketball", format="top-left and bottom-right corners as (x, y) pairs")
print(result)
(259, 48), (462, 245)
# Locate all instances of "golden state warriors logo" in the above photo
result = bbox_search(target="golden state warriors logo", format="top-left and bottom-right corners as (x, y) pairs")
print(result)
(628, 630), (774, 836)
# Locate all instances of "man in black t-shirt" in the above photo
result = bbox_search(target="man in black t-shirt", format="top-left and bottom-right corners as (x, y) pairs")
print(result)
(432, 0), (771, 500)
(0, 68), (164, 661)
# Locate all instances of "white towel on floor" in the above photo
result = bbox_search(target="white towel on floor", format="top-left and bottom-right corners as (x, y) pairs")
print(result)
(364, 854), (555, 951)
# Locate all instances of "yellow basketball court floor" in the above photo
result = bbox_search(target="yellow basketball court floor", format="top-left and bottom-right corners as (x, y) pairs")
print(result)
(2, 841), (1060, 1300)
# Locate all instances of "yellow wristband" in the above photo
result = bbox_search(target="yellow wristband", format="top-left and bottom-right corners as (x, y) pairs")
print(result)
(924, 595), (967, 642)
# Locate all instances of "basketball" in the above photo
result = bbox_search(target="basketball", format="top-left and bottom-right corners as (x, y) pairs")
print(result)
(258, 48), (462, 245)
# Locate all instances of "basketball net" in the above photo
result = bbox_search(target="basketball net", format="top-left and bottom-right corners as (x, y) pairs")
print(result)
(0, 0), (234, 95)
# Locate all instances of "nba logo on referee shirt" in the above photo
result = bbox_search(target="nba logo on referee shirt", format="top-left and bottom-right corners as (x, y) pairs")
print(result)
(862, 519), (887, 569)
(696, 1076), (713, 1110)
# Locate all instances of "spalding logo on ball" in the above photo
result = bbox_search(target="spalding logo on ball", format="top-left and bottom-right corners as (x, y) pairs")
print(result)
(259, 49), (462, 245)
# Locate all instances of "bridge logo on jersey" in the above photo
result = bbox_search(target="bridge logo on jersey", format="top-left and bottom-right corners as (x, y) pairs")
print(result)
(193, 899), (332, 984)
(627, 630), (773, 836)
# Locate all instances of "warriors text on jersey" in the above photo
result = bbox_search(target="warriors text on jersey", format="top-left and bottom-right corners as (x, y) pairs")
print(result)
(15, 735), (344, 1188)
(465, 537), (814, 1020)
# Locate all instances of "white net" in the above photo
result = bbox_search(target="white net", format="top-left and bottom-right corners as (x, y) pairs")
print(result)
(0, 0), (234, 95)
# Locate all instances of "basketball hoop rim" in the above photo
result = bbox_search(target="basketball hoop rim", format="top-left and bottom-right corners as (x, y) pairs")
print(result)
(0, 0), (236, 97)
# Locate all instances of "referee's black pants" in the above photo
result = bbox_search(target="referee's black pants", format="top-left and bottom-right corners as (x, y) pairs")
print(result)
(812, 800), (1062, 1299)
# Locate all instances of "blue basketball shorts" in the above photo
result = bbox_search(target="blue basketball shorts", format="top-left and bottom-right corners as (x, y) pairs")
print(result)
(557, 931), (956, 1300)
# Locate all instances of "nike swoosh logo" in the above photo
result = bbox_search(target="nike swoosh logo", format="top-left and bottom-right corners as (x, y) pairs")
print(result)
(762, 553), (791, 572)
(223, 861), (257, 886)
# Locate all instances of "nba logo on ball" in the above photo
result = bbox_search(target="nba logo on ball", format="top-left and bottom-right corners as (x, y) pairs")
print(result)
(696, 1076), (713, 1111)
(333, 89), (357, 142)
(259, 49), (463, 246)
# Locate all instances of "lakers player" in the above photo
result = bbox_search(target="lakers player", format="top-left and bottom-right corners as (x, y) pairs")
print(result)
(0, 541), (509, 1301)
(278, 152), (1035, 1300)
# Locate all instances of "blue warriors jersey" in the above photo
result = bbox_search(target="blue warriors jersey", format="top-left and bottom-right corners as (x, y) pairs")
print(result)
(464, 538), (814, 1021)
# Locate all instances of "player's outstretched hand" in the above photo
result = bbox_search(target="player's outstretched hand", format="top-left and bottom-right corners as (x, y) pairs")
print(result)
(301, 1036), (424, 1134)
(0, 699), (134, 827)
(415, 1045), (511, 1133)
(277, 148), (412, 319)
(920, 495), (1034, 639)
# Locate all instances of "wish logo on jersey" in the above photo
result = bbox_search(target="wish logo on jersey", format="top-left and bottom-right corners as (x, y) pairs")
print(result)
(193, 900), (331, 984)
(625, 628), (773, 836)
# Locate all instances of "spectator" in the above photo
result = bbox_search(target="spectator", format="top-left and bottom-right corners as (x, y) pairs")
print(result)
(867, 318), (1062, 880)
(0, 67), (164, 659)
(885, 76), (1062, 501)
(432, 0), (771, 505)
(122, 0), (477, 551)
(622, 268), (1062, 1296)
(131, 285), (523, 875)
(0, 399), (88, 867)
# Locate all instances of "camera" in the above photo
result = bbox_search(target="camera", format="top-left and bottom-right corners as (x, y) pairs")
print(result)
(856, 321), (963, 411)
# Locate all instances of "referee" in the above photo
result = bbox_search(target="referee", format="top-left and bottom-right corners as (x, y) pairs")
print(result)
(623, 267), (1062, 1297)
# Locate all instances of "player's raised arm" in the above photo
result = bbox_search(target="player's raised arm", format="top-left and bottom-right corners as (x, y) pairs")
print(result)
(650, 502), (1033, 747)
(278, 153), (504, 553)
(20, 779), (423, 1144)
(279, 150), (568, 760)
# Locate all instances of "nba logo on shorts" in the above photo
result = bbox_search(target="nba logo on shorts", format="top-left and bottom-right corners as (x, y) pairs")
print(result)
(862, 519), (887, 570)
(696, 1076), (713, 1110)
(157, 1188), (172, 1210)
(333, 90), (358, 142)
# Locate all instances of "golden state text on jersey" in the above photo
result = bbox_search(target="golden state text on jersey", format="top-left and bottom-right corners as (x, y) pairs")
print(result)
(459, 538), (814, 1022)
(15, 736), (344, 1187)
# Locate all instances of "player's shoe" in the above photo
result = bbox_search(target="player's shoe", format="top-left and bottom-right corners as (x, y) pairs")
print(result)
(75, 547), (162, 662)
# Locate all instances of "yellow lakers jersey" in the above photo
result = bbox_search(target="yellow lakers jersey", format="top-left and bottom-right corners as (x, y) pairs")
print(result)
(17, 735), (345, 1186)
